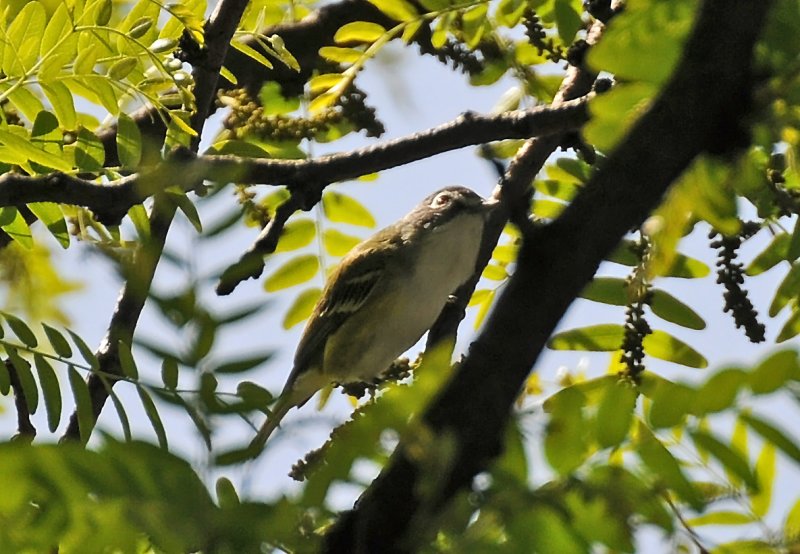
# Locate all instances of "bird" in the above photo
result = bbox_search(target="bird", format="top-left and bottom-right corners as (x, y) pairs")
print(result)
(250, 186), (494, 452)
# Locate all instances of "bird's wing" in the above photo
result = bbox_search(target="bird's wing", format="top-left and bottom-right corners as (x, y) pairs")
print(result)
(284, 245), (390, 390)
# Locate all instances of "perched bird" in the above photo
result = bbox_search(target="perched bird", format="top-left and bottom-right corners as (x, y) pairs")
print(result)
(250, 186), (493, 452)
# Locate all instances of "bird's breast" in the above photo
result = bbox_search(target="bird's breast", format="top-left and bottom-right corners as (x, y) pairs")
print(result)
(324, 211), (485, 382)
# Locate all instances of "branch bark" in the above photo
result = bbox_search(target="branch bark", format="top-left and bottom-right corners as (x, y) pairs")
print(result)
(322, 0), (773, 551)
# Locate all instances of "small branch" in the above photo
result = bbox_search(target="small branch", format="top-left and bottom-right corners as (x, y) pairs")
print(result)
(6, 359), (36, 439)
(0, 173), (138, 225)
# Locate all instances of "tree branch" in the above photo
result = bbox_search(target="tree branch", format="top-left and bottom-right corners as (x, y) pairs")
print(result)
(213, 97), (591, 294)
(6, 359), (35, 439)
(60, 0), (252, 443)
(322, 0), (773, 551)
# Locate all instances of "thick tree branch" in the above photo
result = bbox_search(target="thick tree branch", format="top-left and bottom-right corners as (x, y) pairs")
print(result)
(323, 0), (773, 551)
(0, 100), (588, 229)
(61, 0), (251, 443)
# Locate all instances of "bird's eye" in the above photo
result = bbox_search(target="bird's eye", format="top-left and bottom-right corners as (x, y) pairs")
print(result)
(431, 192), (453, 208)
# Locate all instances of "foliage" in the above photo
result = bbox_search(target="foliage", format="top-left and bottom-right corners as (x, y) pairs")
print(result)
(0, 0), (799, 552)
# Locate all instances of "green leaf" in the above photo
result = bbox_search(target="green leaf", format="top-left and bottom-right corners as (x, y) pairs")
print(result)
(0, 207), (33, 249)
(649, 289), (706, 330)
(161, 358), (179, 389)
(275, 218), (316, 252)
(2, 1), (46, 75)
(322, 228), (362, 257)
(34, 354), (62, 432)
(170, 192), (203, 233)
(108, 388), (132, 442)
(785, 498), (800, 540)
(366, 0), (419, 21)
(0, 129), (71, 171)
(209, 352), (273, 374)
(258, 82), (299, 115)
(216, 477), (240, 508)
(264, 255), (320, 292)
(687, 511), (755, 526)
(41, 81), (78, 130)
(789, 217), (800, 262)
(694, 368), (747, 415)
(554, 0), (583, 43)
(68, 365), (95, 445)
(2, 312), (38, 347)
(28, 203), (70, 249)
(643, 331), (707, 369)
(636, 422), (703, 510)
(117, 340), (138, 380)
(594, 379), (637, 448)
(237, 381), (273, 412)
(749, 349), (799, 395)
(41, 3), (73, 57)
(230, 40), (273, 70)
(68, 329), (99, 371)
(746, 233), (790, 276)
(334, 21), (387, 43)
(587, 0), (694, 84)
(548, 324), (624, 352)
(283, 287), (322, 329)
(137, 386), (168, 448)
(645, 376), (695, 428)
(750, 443), (776, 518)
(116, 112), (142, 168)
(107, 57), (138, 80)
(128, 204), (151, 240)
(544, 386), (589, 474)
(769, 262), (800, 316)
(740, 412), (800, 465)
(75, 127), (105, 172)
(690, 429), (758, 490)
(7, 347), (38, 414)
(42, 323), (72, 358)
(579, 277), (627, 306)
(776, 308), (800, 343)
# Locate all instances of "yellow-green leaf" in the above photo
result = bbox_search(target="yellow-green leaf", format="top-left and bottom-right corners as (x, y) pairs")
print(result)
(334, 21), (387, 44)
(366, 0), (418, 22)
(643, 331), (707, 369)
(0, 208), (33, 249)
(687, 511), (755, 526)
(322, 192), (376, 227)
(264, 255), (320, 292)
(750, 443), (776, 518)
(137, 385), (168, 448)
(29, 203), (69, 249)
(230, 40), (273, 70)
(690, 429), (758, 489)
(2, 312), (38, 347)
(323, 228), (361, 257)
(283, 288), (322, 329)
(7, 348), (38, 414)
(319, 46), (363, 64)
(118, 340), (139, 380)
(649, 289), (706, 330)
(42, 323), (72, 358)
(594, 379), (637, 448)
(749, 349), (799, 395)
(117, 112), (142, 168)
(275, 219), (316, 253)
(637, 422), (703, 510)
(740, 412), (800, 465)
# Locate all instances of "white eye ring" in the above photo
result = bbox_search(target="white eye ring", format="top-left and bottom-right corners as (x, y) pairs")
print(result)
(431, 192), (453, 208)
